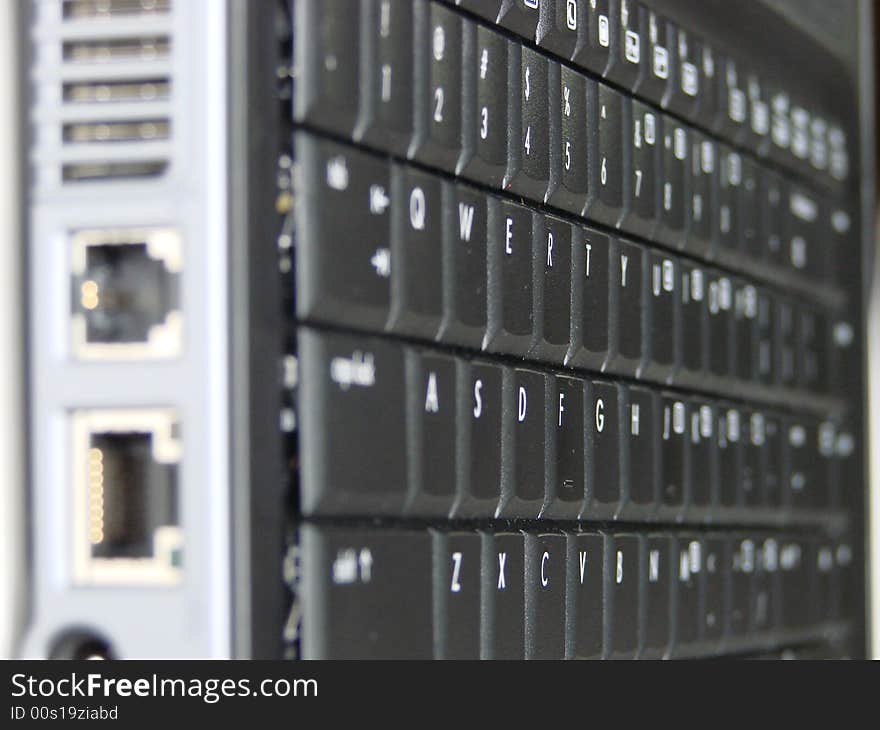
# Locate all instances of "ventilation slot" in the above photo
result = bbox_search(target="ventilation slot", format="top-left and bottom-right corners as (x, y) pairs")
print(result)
(63, 0), (172, 20)
(62, 36), (171, 64)
(63, 78), (171, 104)
(33, 0), (175, 186)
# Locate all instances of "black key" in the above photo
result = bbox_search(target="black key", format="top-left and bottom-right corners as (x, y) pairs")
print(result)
(657, 115), (689, 246)
(739, 157), (762, 262)
(763, 414), (784, 508)
(660, 395), (687, 511)
(665, 24), (700, 119)
(685, 131), (716, 258)
(641, 534), (672, 657)
(457, 360), (503, 514)
(752, 547), (784, 640)
(497, 0), (542, 39)
(716, 146), (742, 256)
(459, 24), (509, 187)
(786, 186), (823, 279)
(301, 526), (432, 659)
(293, 0), (361, 136)
(505, 46), (551, 199)
(831, 315), (859, 402)
(789, 102), (811, 170)
(588, 381), (622, 514)
(786, 417), (818, 510)
(441, 184), (488, 348)
(688, 399), (716, 509)
(481, 532), (525, 659)
(828, 123), (850, 182)
(817, 419), (837, 509)
(486, 198), (535, 354)
(715, 54), (748, 142)
(768, 84), (793, 168)
(761, 169), (786, 267)
(798, 306), (828, 393)
(525, 532), (566, 659)
(605, 0), (643, 90)
(702, 537), (725, 644)
(625, 386), (657, 507)
(732, 280), (757, 382)
(746, 70), (770, 155)
(812, 539), (836, 624)
(794, 305), (822, 389)
(828, 205), (855, 289)
(674, 536), (701, 650)
(833, 537), (856, 625)
(728, 536), (756, 636)
(407, 350), (458, 513)
(828, 125), (850, 181)
(390, 165), (444, 337)
(717, 405), (742, 508)
(532, 214), (573, 363)
(679, 262), (706, 379)
(547, 66), (591, 215)
(779, 538), (810, 629)
(412, 2), (462, 172)
(550, 375), (586, 514)
(775, 296), (796, 387)
(646, 252), (678, 379)
(433, 531), (481, 658)
(621, 100), (659, 237)
(295, 135), (392, 329)
(609, 239), (645, 373)
(692, 37), (718, 131)
(834, 538), (857, 623)
(639, 9), (671, 105)
(572, 0), (612, 75)
(537, 0), (582, 58)
(299, 329), (407, 515)
(588, 83), (625, 226)
(833, 427), (857, 512)
(705, 270), (733, 379)
(455, 1), (503, 23)
(359, 0), (415, 155)
(605, 532), (639, 658)
(566, 532), (604, 659)
(741, 409), (765, 508)
(754, 288), (775, 385)
(571, 227), (611, 369)
(502, 368), (547, 515)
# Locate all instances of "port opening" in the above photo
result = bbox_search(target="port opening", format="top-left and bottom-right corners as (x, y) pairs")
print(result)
(70, 228), (182, 359)
(48, 628), (115, 660)
(72, 409), (183, 586)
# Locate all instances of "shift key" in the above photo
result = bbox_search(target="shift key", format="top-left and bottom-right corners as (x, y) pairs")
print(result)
(301, 526), (433, 659)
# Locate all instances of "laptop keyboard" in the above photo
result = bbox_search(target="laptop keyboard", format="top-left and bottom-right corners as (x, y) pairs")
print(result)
(285, 0), (861, 659)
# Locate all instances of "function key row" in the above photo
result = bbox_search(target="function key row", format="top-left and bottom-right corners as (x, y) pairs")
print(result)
(293, 134), (856, 409)
(292, 0), (855, 296)
(300, 524), (855, 659)
(296, 328), (857, 525)
(450, 0), (850, 186)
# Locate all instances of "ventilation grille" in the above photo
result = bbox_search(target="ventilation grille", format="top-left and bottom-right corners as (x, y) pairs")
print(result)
(32, 0), (175, 186)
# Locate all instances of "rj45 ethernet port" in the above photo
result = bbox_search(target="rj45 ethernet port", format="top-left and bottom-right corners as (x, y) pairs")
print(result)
(70, 228), (182, 359)
(72, 409), (183, 586)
